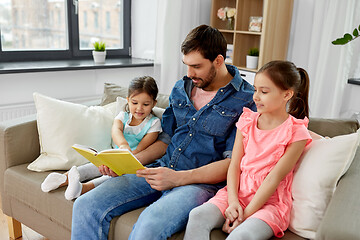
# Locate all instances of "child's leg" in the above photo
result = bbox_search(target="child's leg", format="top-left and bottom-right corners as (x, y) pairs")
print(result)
(226, 218), (273, 240)
(89, 175), (111, 187)
(65, 167), (111, 200)
(184, 202), (224, 240)
(80, 175), (111, 195)
(77, 162), (102, 182)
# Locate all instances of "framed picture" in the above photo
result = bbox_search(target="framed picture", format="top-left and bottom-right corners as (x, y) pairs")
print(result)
(249, 16), (263, 32)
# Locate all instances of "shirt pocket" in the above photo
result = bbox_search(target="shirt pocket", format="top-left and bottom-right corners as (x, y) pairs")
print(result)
(171, 98), (190, 127)
(203, 105), (239, 136)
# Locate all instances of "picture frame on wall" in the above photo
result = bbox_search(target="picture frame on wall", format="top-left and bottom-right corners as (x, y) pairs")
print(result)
(249, 16), (263, 32)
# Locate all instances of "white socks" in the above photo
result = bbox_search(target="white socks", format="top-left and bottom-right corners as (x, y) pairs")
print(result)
(64, 166), (83, 200)
(41, 172), (67, 192)
(41, 166), (83, 201)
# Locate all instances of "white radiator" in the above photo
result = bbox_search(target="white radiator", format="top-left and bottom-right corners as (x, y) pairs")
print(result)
(0, 95), (102, 122)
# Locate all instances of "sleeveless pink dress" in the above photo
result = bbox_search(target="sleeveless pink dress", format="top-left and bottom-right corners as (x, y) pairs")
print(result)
(209, 108), (312, 237)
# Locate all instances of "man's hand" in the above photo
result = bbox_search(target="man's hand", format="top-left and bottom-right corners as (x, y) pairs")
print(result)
(98, 165), (119, 177)
(136, 167), (182, 191)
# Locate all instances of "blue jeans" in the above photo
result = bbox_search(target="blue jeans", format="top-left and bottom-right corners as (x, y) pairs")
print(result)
(71, 174), (218, 240)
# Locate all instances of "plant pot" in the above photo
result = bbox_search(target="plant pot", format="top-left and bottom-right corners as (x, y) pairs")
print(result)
(246, 55), (258, 69)
(92, 50), (106, 64)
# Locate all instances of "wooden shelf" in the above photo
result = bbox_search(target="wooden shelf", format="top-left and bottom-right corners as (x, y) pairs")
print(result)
(211, 0), (294, 71)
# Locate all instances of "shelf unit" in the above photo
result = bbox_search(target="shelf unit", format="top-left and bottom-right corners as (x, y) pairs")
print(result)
(210, 0), (294, 72)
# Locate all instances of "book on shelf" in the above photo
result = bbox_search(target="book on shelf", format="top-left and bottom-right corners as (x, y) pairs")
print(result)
(72, 144), (145, 176)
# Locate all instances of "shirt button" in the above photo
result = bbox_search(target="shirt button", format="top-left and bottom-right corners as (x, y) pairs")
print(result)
(179, 103), (182, 106)
(222, 111), (225, 114)
(192, 118), (196, 121)
(170, 164), (174, 168)
(220, 89), (224, 92)
(207, 104), (210, 106)
(178, 148), (181, 151)
(189, 133), (192, 137)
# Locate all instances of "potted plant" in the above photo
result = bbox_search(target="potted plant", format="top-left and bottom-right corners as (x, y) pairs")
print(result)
(246, 47), (259, 69)
(92, 41), (106, 64)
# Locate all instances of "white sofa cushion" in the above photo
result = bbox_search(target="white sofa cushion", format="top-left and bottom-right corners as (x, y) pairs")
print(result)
(28, 93), (114, 172)
(290, 129), (360, 239)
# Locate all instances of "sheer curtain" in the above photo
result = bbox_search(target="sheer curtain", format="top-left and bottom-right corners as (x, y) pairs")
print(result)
(153, 0), (211, 94)
(288, 0), (360, 118)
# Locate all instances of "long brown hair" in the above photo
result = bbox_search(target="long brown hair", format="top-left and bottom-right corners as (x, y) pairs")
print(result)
(257, 61), (310, 119)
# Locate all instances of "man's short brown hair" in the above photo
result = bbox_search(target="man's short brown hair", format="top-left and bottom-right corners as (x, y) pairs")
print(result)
(181, 25), (227, 62)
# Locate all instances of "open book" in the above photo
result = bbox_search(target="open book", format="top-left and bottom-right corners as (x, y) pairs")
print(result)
(72, 144), (145, 176)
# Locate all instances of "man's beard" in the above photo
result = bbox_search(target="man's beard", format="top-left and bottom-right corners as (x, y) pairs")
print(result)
(192, 64), (216, 90)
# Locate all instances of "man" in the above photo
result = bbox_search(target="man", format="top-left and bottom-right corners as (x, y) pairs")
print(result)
(71, 24), (256, 240)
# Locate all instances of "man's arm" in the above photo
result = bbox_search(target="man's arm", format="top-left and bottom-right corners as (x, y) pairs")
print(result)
(136, 158), (230, 191)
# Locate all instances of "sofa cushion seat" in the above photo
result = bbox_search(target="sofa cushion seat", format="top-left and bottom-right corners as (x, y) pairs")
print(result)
(4, 164), (72, 230)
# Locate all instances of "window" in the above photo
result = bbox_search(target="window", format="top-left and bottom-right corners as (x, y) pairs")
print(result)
(0, 0), (131, 62)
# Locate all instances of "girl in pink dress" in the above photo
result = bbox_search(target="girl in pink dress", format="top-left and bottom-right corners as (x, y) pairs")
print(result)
(185, 61), (312, 240)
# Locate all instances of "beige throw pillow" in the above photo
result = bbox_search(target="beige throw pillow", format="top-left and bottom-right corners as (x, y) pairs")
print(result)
(28, 93), (114, 172)
(289, 129), (360, 239)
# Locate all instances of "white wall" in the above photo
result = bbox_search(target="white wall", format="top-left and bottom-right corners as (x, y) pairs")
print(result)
(288, 0), (360, 119)
(0, 67), (154, 106)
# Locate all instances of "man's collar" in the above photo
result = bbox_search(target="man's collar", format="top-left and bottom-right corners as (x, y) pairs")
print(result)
(226, 64), (242, 91)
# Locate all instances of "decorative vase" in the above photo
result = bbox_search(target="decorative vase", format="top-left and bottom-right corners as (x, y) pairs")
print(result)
(226, 17), (234, 30)
(92, 50), (106, 64)
(246, 55), (258, 69)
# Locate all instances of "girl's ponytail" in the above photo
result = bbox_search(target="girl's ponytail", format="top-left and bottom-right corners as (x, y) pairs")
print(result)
(288, 68), (309, 119)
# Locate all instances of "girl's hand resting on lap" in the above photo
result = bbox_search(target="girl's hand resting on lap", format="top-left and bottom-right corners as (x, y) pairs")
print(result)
(223, 202), (244, 233)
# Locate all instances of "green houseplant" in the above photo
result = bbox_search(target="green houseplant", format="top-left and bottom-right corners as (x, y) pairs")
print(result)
(92, 41), (106, 64)
(246, 47), (259, 69)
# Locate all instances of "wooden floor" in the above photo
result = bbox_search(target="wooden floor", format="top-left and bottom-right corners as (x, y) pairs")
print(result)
(0, 208), (47, 240)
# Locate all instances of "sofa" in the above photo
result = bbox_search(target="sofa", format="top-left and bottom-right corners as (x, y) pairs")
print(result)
(1, 85), (360, 240)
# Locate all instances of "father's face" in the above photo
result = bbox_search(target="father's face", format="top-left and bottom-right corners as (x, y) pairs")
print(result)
(183, 51), (216, 91)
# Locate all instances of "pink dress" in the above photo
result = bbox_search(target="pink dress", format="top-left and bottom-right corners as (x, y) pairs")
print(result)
(209, 108), (312, 237)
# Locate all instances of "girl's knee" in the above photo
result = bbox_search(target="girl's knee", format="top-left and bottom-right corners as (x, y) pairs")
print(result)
(188, 206), (205, 222)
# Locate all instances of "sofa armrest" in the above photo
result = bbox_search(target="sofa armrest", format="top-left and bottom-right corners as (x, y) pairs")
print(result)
(308, 118), (359, 137)
(315, 147), (360, 240)
(0, 114), (40, 168)
(0, 114), (40, 207)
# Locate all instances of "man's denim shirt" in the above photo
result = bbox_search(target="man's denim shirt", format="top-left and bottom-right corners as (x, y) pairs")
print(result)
(153, 65), (256, 173)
